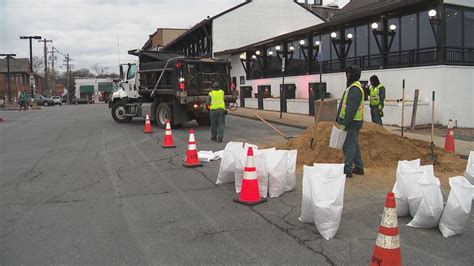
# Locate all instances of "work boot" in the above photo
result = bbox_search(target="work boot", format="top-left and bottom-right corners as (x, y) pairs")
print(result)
(218, 137), (223, 143)
(211, 137), (217, 141)
(352, 167), (364, 176)
(344, 169), (353, 178)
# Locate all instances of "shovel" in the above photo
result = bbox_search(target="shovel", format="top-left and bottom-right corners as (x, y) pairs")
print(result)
(430, 91), (437, 164)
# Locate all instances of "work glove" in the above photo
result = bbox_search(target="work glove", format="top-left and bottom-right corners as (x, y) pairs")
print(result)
(340, 124), (346, 131)
(378, 109), (384, 118)
(378, 105), (384, 110)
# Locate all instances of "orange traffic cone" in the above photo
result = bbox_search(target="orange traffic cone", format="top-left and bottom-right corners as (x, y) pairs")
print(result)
(162, 119), (176, 148)
(371, 192), (402, 266)
(143, 113), (153, 133)
(183, 129), (202, 168)
(233, 147), (267, 206)
(444, 119), (455, 153)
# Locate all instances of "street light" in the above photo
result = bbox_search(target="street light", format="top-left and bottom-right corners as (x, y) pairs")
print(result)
(20, 35), (42, 97)
(0, 53), (16, 103)
(371, 21), (398, 57)
(330, 31), (353, 61)
(429, 9), (437, 18)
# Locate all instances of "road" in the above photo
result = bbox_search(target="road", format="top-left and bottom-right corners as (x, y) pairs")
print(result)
(1, 104), (473, 265)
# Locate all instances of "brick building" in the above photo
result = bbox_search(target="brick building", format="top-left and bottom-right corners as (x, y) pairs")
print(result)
(0, 57), (44, 100)
(142, 28), (187, 51)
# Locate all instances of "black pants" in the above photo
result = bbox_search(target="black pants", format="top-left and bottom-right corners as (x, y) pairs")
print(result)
(370, 106), (383, 125)
(343, 128), (364, 173)
(210, 109), (225, 140)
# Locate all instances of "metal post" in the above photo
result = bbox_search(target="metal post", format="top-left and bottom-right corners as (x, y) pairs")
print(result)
(0, 54), (16, 103)
(280, 57), (286, 119)
(39, 38), (52, 96)
(401, 79), (405, 136)
(20, 36), (42, 97)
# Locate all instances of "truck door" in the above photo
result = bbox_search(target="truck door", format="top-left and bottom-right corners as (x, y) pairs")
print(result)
(125, 63), (139, 98)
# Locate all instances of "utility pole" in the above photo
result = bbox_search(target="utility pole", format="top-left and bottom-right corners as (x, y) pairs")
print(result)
(50, 47), (58, 96)
(0, 53), (16, 103)
(19, 35), (42, 97)
(38, 38), (53, 96)
(64, 54), (73, 103)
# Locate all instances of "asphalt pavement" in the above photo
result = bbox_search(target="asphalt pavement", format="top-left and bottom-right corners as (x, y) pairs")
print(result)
(0, 104), (473, 265)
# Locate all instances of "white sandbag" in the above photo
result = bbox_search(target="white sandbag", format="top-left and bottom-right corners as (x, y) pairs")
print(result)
(439, 176), (474, 237)
(213, 150), (224, 160)
(392, 159), (421, 217)
(235, 148), (274, 198)
(329, 125), (347, 149)
(407, 165), (434, 217)
(285, 150), (298, 192)
(198, 151), (215, 162)
(407, 173), (443, 228)
(266, 150), (289, 197)
(216, 142), (244, 184)
(299, 164), (346, 240)
(312, 163), (345, 176)
(464, 151), (474, 185)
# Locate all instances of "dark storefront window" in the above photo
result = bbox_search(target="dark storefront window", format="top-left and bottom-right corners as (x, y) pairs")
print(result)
(419, 11), (436, 48)
(446, 8), (463, 47)
(464, 11), (474, 48)
(321, 34), (331, 61)
(388, 17), (400, 52)
(401, 14), (417, 50)
(370, 21), (381, 55)
(356, 25), (368, 56)
(345, 27), (355, 57)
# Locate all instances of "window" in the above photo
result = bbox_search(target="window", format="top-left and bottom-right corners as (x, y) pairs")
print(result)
(419, 11), (436, 48)
(345, 28), (355, 57)
(370, 21), (381, 55)
(356, 25), (368, 56)
(127, 64), (137, 80)
(320, 34), (331, 61)
(401, 14), (417, 50)
(445, 8), (462, 47)
(464, 11), (474, 48)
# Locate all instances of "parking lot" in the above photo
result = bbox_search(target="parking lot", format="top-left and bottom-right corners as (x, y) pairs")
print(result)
(0, 104), (472, 265)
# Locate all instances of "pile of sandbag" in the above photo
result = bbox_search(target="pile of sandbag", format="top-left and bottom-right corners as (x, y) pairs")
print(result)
(465, 151), (474, 184)
(215, 142), (297, 198)
(299, 164), (346, 240)
(392, 159), (474, 237)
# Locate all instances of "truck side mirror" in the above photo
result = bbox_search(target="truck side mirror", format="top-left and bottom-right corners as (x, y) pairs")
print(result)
(119, 65), (124, 80)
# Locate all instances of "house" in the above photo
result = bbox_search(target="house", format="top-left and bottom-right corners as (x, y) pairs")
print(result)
(215, 0), (474, 127)
(0, 57), (44, 100)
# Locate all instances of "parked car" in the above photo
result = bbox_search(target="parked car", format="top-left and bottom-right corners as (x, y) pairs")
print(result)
(0, 99), (5, 108)
(29, 95), (55, 106)
(71, 98), (89, 104)
(52, 96), (62, 106)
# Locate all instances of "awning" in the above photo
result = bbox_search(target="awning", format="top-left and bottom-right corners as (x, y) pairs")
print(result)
(98, 82), (113, 92)
(80, 85), (94, 93)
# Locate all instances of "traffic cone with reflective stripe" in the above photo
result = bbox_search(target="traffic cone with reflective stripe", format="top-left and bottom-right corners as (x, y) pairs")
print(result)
(162, 119), (176, 148)
(444, 119), (455, 153)
(183, 129), (202, 168)
(144, 113), (153, 133)
(233, 147), (267, 206)
(371, 192), (402, 266)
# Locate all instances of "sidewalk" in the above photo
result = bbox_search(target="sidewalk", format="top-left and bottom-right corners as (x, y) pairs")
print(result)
(229, 107), (473, 158)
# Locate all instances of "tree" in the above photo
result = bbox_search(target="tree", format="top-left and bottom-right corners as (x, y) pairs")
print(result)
(91, 63), (109, 78)
(32, 56), (43, 73)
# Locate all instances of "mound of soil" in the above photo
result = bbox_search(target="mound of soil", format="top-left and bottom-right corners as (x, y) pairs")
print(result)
(278, 121), (466, 174)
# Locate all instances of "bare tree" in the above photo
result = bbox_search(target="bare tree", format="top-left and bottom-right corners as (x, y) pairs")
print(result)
(32, 56), (43, 73)
(91, 63), (109, 78)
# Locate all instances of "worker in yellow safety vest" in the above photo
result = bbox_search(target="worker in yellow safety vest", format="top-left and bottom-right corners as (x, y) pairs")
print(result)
(369, 75), (385, 125)
(336, 65), (365, 178)
(208, 81), (226, 142)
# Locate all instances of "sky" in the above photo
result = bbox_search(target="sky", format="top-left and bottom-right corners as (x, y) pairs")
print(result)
(0, 0), (348, 74)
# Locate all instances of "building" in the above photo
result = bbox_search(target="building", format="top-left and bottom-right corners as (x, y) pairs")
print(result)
(74, 78), (114, 102)
(0, 57), (44, 99)
(142, 28), (188, 51)
(164, 0), (326, 59)
(216, 0), (474, 127)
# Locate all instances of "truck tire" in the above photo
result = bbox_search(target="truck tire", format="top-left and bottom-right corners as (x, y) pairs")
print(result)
(156, 103), (174, 128)
(112, 101), (132, 123)
(43, 101), (49, 106)
(196, 116), (211, 126)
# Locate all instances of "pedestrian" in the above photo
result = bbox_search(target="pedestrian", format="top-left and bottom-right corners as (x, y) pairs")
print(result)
(368, 75), (385, 125)
(208, 81), (226, 142)
(19, 90), (28, 111)
(336, 65), (365, 178)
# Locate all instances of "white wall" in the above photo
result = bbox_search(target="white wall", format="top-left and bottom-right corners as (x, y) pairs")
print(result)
(231, 52), (474, 127)
(74, 78), (111, 101)
(444, 0), (474, 7)
(212, 0), (324, 55)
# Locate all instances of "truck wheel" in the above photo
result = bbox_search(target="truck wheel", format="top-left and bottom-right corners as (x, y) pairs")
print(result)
(156, 103), (174, 128)
(112, 101), (132, 123)
(196, 117), (211, 126)
(43, 101), (49, 106)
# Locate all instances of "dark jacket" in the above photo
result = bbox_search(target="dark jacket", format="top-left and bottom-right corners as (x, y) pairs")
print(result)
(337, 66), (364, 130)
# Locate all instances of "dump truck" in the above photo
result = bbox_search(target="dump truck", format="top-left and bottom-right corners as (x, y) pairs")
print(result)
(109, 50), (237, 127)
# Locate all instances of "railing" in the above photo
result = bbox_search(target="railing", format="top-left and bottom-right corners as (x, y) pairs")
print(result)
(248, 46), (474, 80)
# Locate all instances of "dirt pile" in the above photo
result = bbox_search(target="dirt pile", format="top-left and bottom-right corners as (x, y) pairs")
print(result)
(278, 121), (466, 173)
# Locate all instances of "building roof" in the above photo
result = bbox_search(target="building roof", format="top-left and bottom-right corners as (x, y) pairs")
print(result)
(142, 28), (187, 50)
(215, 0), (432, 56)
(0, 58), (30, 73)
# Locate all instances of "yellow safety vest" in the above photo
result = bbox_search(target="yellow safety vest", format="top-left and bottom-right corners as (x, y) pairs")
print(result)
(370, 84), (383, 106)
(209, 89), (225, 110)
(339, 81), (364, 121)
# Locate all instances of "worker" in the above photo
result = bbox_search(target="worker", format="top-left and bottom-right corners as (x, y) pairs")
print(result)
(369, 75), (385, 125)
(336, 65), (365, 178)
(19, 90), (28, 111)
(208, 81), (226, 142)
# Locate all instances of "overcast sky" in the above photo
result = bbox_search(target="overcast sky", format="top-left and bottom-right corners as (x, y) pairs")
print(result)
(0, 0), (348, 74)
